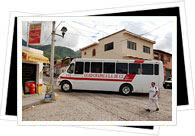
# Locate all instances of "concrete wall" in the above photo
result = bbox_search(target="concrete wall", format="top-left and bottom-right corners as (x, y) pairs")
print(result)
(122, 33), (153, 60)
(82, 44), (98, 58)
(81, 31), (154, 60)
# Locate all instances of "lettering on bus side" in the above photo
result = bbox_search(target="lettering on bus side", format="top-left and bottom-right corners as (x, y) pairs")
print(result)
(65, 74), (71, 77)
(83, 73), (124, 79)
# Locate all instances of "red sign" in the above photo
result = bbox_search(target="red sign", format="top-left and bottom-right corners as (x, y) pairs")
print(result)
(28, 23), (42, 45)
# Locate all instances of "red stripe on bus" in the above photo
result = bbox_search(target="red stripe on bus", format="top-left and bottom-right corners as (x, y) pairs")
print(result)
(134, 60), (144, 63)
(60, 75), (135, 82)
(123, 74), (136, 80)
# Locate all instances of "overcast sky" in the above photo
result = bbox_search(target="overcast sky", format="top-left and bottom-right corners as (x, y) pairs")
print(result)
(22, 17), (176, 53)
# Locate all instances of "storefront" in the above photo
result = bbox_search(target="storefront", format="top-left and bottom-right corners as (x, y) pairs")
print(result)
(22, 46), (49, 95)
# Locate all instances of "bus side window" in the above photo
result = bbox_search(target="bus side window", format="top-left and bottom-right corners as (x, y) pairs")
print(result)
(142, 64), (153, 75)
(129, 63), (140, 74)
(103, 62), (115, 73)
(85, 62), (90, 73)
(75, 62), (84, 74)
(154, 64), (159, 75)
(67, 63), (74, 74)
(91, 62), (102, 73)
(116, 63), (128, 74)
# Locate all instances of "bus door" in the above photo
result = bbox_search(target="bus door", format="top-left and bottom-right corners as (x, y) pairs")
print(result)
(72, 62), (87, 90)
(140, 63), (159, 92)
(141, 64), (154, 92)
(128, 63), (142, 92)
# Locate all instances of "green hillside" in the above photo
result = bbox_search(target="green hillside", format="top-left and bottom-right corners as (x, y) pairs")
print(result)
(23, 39), (81, 59)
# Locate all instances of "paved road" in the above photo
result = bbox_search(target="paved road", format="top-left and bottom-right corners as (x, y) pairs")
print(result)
(43, 75), (57, 84)
(23, 77), (172, 121)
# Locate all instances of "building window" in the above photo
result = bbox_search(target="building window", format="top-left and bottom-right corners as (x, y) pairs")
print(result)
(154, 53), (159, 60)
(116, 63), (128, 74)
(142, 64), (153, 75)
(127, 41), (136, 50)
(91, 62), (102, 73)
(75, 62), (84, 74)
(103, 62), (115, 73)
(129, 63), (141, 74)
(92, 49), (96, 56)
(143, 46), (150, 54)
(84, 52), (86, 55)
(104, 42), (114, 51)
(167, 56), (171, 62)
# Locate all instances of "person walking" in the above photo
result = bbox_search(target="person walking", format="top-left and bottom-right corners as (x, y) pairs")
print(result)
(146, 82), (159, 112)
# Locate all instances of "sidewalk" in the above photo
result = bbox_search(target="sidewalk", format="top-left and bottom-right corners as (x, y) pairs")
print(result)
(22, 84), (46, 110)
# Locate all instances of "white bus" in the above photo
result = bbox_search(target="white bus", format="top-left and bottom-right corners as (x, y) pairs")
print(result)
(56, 58), (164, 95)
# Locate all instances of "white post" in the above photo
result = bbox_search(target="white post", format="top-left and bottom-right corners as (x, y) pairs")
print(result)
(50, 21), (56, 101)
(26, 22), (29, 47)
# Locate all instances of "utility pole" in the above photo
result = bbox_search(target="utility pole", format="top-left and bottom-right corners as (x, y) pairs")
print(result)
(47, 21), (67, 101)
(50, 21), (56, 101)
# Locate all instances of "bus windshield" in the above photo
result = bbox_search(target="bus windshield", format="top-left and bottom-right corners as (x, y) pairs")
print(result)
(67, 63), (74, 74)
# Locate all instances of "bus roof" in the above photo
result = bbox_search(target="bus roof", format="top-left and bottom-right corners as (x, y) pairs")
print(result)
(73, 58), (162, 63)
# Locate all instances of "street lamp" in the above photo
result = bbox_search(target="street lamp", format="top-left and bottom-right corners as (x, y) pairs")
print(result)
(61, 27), (67, 38)
(54, 26), (67, 38)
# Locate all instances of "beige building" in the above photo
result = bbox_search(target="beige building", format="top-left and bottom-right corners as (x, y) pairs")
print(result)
(80, 29), (155, 60)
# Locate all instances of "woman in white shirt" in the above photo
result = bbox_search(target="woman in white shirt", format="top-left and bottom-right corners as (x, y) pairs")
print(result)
(146, 82), (159, 112)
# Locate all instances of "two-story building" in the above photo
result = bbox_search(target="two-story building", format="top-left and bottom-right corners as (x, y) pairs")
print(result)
(80, 29), (156, 60)
(153, 49), (172, 80)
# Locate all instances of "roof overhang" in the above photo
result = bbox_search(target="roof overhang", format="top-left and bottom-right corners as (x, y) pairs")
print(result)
(123, 31), (156, 44)
(80, 42), (98, 51)
(123, 54), (151, 60)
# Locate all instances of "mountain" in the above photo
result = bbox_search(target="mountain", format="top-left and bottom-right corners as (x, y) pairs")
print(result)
(22, 39), (81, 59)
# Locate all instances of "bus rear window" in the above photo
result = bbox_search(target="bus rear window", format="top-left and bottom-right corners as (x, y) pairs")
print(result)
(154, 64), (159, 75)
(116, 63), (128, 74)
(103, 62), (115, 73)
(75, 62), (84, 74)
(142, 64), (153, 75)
(91, 62), (102, 73)
(129, 63), (140, 74)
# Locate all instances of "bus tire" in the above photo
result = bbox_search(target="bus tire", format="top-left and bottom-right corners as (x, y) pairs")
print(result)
(61, 81), (72, 92)
(119, 84), (133, 96)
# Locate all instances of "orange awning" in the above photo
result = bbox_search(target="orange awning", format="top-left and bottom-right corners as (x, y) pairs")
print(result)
(22, 49), (50, 64)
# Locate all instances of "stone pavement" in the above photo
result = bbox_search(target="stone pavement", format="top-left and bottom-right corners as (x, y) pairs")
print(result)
(23, 89), (172, 121)
(22, 87), (46, 110)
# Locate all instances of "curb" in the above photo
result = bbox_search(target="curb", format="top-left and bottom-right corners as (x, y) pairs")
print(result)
(22, 99), (44, 110)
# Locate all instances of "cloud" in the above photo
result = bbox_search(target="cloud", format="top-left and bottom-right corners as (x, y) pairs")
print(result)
(121, 21), (147, 35)
(22, 17), (175, 53)
(154, 32), (172, 54)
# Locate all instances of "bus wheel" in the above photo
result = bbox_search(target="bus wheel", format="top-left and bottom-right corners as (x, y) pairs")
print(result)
(61, 81), (72, 92)
(119, 84), (132, 96)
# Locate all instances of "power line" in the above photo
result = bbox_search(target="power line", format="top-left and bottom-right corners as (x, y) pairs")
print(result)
(66, 22), (96, 43)
(42, 34), (51, 45)
(55, 21), (64, 31)
(42, 21), (65, 45)
(140, 21), (172, 36)
(72, 21), (109, 35)
(120, 21), (172, 43)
